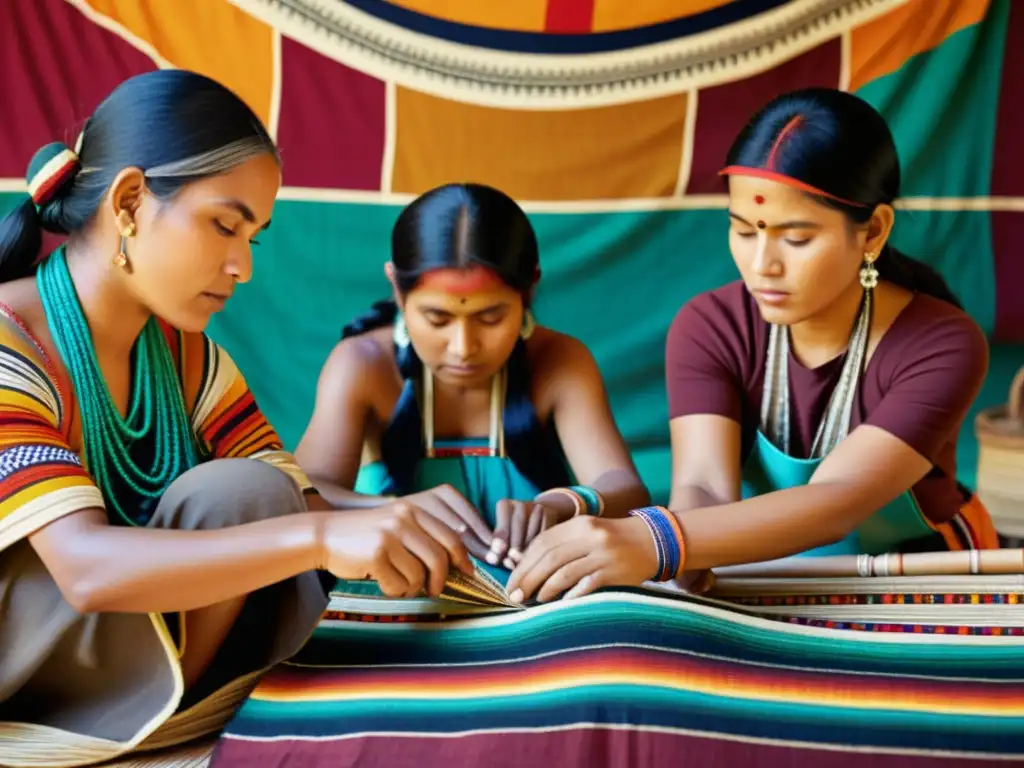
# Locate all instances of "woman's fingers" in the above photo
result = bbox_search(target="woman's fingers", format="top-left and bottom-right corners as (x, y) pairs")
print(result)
(412, 509), (474, 576)
(535, 554), (604, 603)
(508, 535), (592, 603)
(505, 502), (528, 568)
(368, 551), (411, 597)
(433, 485), (494, 545)
(523, 504), (547, 549)
(489, 499), (512, 565)
(407, 493), (491, 563)
(398, 524), (453, 596)
(386, 539), (428, 597)
(411, 494), (466, 536)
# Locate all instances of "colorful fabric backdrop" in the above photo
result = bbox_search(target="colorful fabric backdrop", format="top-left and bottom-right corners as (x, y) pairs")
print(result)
(1, 0), (1021, 503)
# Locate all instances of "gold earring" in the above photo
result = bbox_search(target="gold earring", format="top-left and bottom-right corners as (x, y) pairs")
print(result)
(859, 252), (879, 290)
(113, 222), (135, 270)
(520, 309), (536, 340)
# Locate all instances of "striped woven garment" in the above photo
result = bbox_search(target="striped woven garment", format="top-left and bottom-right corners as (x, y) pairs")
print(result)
(211, 584), (1024, 766)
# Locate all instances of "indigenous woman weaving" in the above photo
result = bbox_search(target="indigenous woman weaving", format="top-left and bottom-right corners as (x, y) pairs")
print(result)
(295, 182), (650, 579)
(0, 71), (471, 767)
(507, 88), (999, 605)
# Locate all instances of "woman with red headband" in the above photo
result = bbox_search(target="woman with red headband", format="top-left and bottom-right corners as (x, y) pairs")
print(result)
(507, 88), (999, 604)
(296, 182), (650, 581)
(0, 71), (472, 767)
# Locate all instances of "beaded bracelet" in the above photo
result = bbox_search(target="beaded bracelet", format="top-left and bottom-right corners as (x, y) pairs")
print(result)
(536, 486), (605, 517)
(628, 506), (687, 581)
(535, 487), (586, 516)
(568, 485), (605, 517)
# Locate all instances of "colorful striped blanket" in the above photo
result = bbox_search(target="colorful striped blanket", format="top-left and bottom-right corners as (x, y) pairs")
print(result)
(211, 578), (1024, 767)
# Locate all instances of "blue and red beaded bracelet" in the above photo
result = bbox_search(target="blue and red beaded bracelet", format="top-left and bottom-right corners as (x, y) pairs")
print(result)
(628, 505), (687, 581)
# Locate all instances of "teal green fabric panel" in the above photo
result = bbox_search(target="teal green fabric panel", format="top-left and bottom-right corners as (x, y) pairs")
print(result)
(206, 203), (737, 505)
(208, 199), (402, 450)
(855, 0), (1009, 200)
(0, 192), (1017, 502)
(854, 4), (1009, 337)
(526, 207), (738, 503)
(889, 209), (995, 335)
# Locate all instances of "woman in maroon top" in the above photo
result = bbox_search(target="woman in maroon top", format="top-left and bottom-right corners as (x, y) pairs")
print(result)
(506, 88), (999, 604)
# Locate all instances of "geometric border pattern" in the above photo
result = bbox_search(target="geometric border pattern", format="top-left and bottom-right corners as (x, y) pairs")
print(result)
(229, 0), (910, 108)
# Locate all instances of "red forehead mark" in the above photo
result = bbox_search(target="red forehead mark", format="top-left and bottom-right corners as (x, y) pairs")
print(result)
(754, 195), (765, 204)
(756, 220), (766, 229)
(416, 265), (504, 295)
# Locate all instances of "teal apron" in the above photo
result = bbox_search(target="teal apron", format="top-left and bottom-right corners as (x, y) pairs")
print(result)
(354, 368), (538, 585)
(740, 290), (933, 556)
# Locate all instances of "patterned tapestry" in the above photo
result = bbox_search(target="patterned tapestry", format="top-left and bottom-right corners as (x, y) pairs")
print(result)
(1, 0), (1021, 504)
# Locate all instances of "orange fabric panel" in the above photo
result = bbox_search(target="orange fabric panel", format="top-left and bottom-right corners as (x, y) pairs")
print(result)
(82, 0), (275, 127)
(591, 0), (731, 32)
(958, 494), (1001, 550)
(391, 89), (689, 200)
(849, 0), (989, 92)
(384, 0), (549, 31)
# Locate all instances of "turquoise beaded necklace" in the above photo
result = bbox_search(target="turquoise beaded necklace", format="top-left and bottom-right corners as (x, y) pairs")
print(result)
(36, 246), (199, 526)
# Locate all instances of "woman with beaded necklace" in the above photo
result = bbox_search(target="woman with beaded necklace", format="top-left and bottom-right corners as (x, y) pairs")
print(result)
(506, 88), (999, 605)
(295, 182), (651, 586)
(0, 70), (471, 768)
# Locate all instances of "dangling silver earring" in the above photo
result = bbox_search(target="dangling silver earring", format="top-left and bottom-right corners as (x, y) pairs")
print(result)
(859, 253), (879, 290)
(520, 309), (536, 340)
(393, 312), (410, 348)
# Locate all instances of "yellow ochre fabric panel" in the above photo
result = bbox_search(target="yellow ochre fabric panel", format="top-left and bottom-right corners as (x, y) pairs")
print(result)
(82, 0), (276, 126)
(391, 89), (690, 201)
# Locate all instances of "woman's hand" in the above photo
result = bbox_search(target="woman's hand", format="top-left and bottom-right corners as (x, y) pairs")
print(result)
(487, 500), (569, 570)
(321, 501), (474, 598)
(506, 515), (658, 604)
(400, 484), (494, 560)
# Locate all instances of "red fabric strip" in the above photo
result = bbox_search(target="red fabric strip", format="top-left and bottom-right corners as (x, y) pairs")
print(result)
(544, 0), (595, 33)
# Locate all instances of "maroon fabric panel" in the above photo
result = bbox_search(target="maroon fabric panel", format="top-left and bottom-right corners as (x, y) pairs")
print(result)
(685, 40), (841, 194)
(276, 37), (386, 190)
(0, 0), (155, 177)
(990, 0), (1024, 197)
(990, 212), (1024, 343)
(211, 730), (989, 768)
(990, 1), (1024, 341)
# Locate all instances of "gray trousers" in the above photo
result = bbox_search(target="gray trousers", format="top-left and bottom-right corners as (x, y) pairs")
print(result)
(0, 459), (329, 768)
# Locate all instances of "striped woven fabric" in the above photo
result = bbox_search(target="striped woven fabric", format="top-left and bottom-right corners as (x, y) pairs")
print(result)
(211, 587), (1024, 766)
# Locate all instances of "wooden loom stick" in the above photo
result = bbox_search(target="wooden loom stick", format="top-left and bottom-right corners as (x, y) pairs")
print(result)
(712, 548), (1024, 579)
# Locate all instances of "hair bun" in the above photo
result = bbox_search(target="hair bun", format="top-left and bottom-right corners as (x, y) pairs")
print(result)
(26, 142), (80, 206)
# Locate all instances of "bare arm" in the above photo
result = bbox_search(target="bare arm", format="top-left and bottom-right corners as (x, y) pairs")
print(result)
(508, 422), (937, 601)
(668, 414), (742, 512)
(668, 424), (933, 569)
(294, 340), (393, 509)
(531, 336), (649, 518)
(29, 507), (326, 615)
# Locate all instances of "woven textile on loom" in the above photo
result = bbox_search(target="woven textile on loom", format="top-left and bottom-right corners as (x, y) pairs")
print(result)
(210, 569), (1024, 767)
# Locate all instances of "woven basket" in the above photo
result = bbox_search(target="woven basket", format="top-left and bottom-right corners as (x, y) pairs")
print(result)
(975, 365), (1024, 539)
